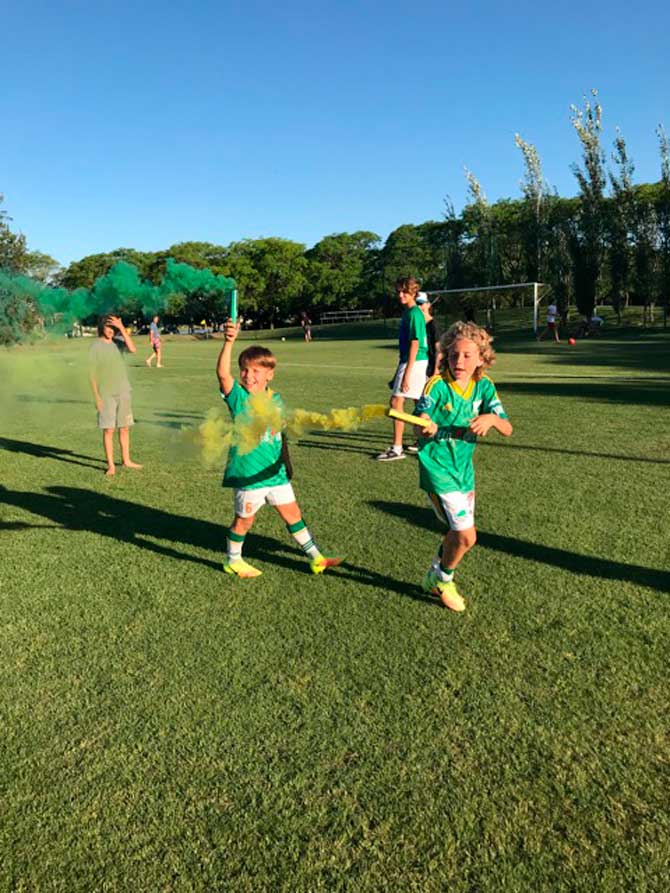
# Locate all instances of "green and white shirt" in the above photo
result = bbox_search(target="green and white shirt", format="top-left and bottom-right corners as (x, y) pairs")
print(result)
(221, 381), (289, 490)
(415, 372), (508, 494)
(399, 305), (429, 363)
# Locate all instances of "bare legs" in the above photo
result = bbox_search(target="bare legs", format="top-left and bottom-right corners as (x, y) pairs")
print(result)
(102, 427), (142, 475)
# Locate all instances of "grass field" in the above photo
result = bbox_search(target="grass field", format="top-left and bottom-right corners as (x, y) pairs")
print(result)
(1, 323), (669, 891)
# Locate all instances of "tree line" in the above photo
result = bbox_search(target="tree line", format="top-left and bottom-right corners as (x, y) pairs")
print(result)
(3, 91), (670, 329)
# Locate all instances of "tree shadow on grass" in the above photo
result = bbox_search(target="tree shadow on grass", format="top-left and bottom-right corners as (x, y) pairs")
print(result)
(0, 437), (104, 470)
(478, 439), (670, 466)
(369, 500), (670, 594)
(498, 378), (670, 407)
(296, 439), (381, 457)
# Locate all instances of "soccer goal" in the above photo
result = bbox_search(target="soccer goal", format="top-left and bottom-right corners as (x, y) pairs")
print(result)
(425, 281), (550, 334)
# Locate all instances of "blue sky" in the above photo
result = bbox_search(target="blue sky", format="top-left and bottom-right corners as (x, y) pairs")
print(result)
(2, 0), (669, 267)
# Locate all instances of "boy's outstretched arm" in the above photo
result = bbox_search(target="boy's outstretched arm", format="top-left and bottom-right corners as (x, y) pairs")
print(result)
(216, 320), (240, 396)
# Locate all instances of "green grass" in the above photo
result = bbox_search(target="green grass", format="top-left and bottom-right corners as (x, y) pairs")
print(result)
(1, 326), (669, 891)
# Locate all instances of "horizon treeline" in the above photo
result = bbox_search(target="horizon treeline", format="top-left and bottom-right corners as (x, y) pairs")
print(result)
(2, 91), (670, 329)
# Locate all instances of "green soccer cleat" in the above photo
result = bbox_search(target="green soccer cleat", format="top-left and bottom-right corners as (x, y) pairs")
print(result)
(310, 555), (343, 575)
(421, 569), (466, 612)
(223, 558), (263, 578)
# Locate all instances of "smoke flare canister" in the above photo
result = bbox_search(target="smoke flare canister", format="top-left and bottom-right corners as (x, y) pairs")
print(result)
(230, 288), (238, 324)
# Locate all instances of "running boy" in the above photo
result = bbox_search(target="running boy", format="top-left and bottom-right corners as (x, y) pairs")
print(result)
(415, 321), (512, 612)
(89, 315), (142, 476)
(377, 276), (429, 461)
(216, 321), (343, 578)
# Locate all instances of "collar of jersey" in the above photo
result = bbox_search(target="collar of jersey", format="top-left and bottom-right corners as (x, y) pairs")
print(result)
(446, 371), (475, 400)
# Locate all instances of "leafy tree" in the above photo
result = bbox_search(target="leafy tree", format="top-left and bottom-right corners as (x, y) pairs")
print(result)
(656, 125), (670, 324)
(0, 195), (28, 273)
(305, 231), (380, 310)
(515, 134), (549, 280)
(570, 90), (606, 318)
(608, 130), (635, 320)
(23, 250), (60, 283)
(462, 169), (500, 287)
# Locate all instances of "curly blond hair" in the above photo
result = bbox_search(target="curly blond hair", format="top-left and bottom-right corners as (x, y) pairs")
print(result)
(438, 321), (496, 380)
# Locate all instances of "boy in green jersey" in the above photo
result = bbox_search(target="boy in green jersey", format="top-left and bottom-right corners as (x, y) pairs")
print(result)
(377, 276), (429, 461)
(216, 321), (343, 578)
(415, 321), (512, 611)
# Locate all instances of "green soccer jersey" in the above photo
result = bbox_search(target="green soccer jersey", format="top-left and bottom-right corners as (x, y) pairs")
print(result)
(221, 381), (289, 490)
(415, 372), (508, 494)
(398, 305), (429, 363)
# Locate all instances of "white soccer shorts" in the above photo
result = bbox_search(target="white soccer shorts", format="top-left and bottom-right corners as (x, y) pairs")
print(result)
(234, 483), (296, 518)
(391, 360), (428, 400)
(428, 490), (476, 531)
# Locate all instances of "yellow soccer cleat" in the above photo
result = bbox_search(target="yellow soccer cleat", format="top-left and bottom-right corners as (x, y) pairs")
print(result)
(223, 558), (263, 578)
(421, 570), (466, 612)
(310, 555), (344, 575)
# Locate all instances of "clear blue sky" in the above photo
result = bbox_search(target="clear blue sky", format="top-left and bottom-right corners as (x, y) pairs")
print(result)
(2, 0), (669, 267)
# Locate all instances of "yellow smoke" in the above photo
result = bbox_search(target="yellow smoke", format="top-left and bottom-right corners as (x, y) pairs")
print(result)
(287, 403), (386, 436)
(184, 399), (387, 468)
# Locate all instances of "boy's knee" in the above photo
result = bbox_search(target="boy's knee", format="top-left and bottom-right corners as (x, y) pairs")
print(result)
(231, 514), (254, 534)
(390, 395), (404, 410)
(461, 528), (477, 550)
(451, 527), (476, 550)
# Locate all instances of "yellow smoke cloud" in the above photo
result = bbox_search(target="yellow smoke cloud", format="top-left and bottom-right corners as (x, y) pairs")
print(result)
(183, 399), (387, 468)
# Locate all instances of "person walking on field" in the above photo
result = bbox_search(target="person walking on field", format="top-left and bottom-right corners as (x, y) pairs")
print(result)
(376, 276), (429, 461)
(537, 303), (560, 342)
(146, 314), (164, 367)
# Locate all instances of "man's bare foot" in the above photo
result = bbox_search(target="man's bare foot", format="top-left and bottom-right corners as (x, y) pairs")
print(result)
(105, 466), (116, 476)
(122, 461), (143, 470)
(157, 364), (163, 368)
(145, 358), (152, 366)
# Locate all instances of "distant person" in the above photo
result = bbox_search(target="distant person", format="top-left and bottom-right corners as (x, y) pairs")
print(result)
(407, 292), (441, 453)
(90, 315), (142, 476)
(377, 276), (428, 461)
(416, 293), (441, 377)
(145, 315), (163, 367)
(538, 303), (560, 342)
(301, 312), (313, 342)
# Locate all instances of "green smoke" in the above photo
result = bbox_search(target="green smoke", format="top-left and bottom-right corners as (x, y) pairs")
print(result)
(0, 259), (236, 344)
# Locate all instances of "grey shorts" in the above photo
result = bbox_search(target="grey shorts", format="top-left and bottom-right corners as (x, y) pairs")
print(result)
(98, 393), (134, 429)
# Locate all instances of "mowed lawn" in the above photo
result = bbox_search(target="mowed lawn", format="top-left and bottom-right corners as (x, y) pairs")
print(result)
(1, 325), (669, 891)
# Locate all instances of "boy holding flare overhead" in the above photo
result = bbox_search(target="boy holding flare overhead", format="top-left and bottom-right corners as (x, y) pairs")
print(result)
(216, 321), (342, 578)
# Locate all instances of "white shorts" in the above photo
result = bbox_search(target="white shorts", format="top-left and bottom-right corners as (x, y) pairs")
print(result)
(392, 360), (428, 400)
(234, 483), (296, 518)
(427, 490), (475, 531)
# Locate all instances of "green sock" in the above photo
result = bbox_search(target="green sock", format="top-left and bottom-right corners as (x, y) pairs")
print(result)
(438, 563), (455, 583)
(227, 529), (246, 562)
(286, 519), (321, 560)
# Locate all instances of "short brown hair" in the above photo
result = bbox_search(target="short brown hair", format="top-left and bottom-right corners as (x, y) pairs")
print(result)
(238, 345), (276, 369)
(97, 314), (116, 337)
(395, 276), (420, 297)
(439, 321), (496, 380)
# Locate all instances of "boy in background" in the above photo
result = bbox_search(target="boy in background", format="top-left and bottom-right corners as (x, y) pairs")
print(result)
(216, 321), (342, 578)
(377, 276), (428, 461)
(90, 315), (142, 476)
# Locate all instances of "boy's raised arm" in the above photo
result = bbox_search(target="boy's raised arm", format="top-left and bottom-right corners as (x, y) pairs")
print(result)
(108, 315), (136, 353)
(216, 320), (239, 396)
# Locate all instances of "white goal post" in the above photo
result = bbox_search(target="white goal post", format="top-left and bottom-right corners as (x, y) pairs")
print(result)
(424, 281), (549, 334)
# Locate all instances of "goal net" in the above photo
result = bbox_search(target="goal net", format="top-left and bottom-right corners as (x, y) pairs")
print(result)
(424, 281), (550, 334)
